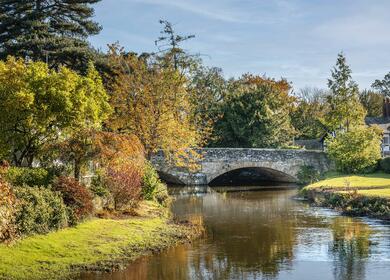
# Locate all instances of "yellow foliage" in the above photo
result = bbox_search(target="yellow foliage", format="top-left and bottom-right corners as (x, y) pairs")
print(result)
(106, 44), (203, 170)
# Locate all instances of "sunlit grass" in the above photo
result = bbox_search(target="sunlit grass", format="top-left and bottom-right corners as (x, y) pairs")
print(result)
(0, 205), (193, 280)
(305, 172), (390, 190)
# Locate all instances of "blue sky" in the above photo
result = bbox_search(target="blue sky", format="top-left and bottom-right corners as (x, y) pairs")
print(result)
(90, 0), (390, 91)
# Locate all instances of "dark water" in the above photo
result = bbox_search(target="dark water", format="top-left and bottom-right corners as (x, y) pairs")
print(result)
(84, 186), (390, 280)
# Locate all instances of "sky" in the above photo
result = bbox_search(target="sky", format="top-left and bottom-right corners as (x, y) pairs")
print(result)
(90, 0), (390, 91)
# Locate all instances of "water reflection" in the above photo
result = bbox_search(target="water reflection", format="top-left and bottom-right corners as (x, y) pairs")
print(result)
(82, 187), (390, 280)
(329, 218), (372, 280)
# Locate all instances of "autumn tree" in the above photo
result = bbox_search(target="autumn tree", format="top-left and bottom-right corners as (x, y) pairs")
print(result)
(324, 53), (366, 131)
(211, 75), (296, 148)
(0, 0), (102, 72)
(106, 44), (202, 165)
(0, 57), (110, 167)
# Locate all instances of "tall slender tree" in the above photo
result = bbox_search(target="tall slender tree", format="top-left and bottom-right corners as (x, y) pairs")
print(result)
(0, 0), (102, 72)
(324, 53), (366, 131)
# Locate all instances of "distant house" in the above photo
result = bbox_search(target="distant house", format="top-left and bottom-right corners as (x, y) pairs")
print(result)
(365, 98), (390, 155)
(295, 98), (390, 155)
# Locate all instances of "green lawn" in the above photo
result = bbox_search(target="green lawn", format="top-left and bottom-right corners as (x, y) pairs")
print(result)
(305, 172), (390, 190)
(0, 204), (197, 280)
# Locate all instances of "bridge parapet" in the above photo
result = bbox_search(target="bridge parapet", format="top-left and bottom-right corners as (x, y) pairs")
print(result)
(151, 148), (332, 186)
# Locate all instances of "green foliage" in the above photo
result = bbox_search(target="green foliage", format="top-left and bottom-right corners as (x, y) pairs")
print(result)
(14, 187), (68, 236)
(90, 173), (110, 197)
(0, 0), (102, 72)
(0, 57), (111, 166)
(189, 65), (227, 144)
(372, 72), (390, 96)
(211, 75), (296, 148)
(291, 87), (329, 139)
(326, 126), (382, 173)
(379, 157), (390, 173)
(325, 53), (366, 131)
(141, 162), (170, 206)
(53, 177), (93, 225)
(359, 89), (383, 117)
(5, 167), (53, 187)
(0, 177), (16, 242)
(315, 192), (390, 217)
(297, 165), (321, 185)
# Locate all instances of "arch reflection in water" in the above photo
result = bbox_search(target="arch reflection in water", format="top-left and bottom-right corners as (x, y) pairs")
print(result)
(82, 187), (390, 280)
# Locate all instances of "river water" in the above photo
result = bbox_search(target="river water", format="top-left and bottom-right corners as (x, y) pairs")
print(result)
(85, 186), (390, 280)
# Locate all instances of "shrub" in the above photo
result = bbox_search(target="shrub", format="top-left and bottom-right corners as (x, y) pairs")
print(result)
(326, 126), (382, 173)
(380, 157), (390, 173)
(53, 176), (93, 225)
(14, 186), (68, 236)
(297, 165), (321, 185)
(0, 177), (16, 242)
(5, 167), (53, 187)
(90, 170), (110, 197)
(104, 164), (142, 210)
(141, 162), (170, 205)
(142, 162), (160, 200)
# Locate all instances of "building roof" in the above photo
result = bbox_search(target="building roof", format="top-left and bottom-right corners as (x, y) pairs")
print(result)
(365, 117), (390, 125)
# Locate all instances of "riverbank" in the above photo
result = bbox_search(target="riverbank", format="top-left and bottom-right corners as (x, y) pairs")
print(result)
(0, 201), (202, 280)
(301, 172), (390, 219)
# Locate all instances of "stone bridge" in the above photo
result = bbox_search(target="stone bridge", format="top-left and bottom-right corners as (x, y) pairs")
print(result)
(151, 148), (332, 185)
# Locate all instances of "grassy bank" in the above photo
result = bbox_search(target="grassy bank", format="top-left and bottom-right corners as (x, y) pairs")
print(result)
(301, 172), (390, 219)
(0, 202), (201, 280)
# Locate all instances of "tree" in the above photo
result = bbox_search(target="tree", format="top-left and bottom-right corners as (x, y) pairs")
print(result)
(106, 44), (202, 165)
(372, 73), (390, 96)
(326, 126), (382, 173)
(155, 20), (195, 71)
(291, 87), (329, 139)
(211, 75), (296, 148)
(188, 65), (227, 145)
(324, 53), (366, 131)
(0, 57), (110, 166)
(0, 0), (102, 72)
(359, 89), (383, 117)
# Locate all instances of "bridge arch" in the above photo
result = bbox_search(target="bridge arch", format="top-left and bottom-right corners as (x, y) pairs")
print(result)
(206, 162), (297, 185)
(157, 171), (186, 185)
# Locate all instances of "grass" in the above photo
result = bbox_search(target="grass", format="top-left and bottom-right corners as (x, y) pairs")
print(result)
(305, 171), (390, 191)
(0, 202), (199, 280)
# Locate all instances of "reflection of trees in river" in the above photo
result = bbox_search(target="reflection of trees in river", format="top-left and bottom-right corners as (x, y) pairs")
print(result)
(329, 217), (372, 280)
(173, 190), (301, 279)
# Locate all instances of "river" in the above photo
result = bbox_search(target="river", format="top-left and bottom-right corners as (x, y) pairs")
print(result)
(85, 185), (390, 280)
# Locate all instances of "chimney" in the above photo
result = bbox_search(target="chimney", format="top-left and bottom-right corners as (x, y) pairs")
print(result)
(384, 97), (390, 118)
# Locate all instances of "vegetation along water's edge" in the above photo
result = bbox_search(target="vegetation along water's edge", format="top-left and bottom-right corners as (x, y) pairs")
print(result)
(300, 172), (390, 219)
(0, 201), (202, 280)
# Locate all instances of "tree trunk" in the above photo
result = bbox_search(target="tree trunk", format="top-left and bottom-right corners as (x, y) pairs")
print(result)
(74, 160), (81, 181)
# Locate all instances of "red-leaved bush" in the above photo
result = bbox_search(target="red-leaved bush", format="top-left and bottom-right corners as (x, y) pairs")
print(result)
(53, 176), (93, 224)
(104, 164), (142, 210)
(0, 176), (16, 243)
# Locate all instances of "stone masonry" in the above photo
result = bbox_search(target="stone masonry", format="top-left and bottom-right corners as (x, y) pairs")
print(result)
(151, 148), (332, 185)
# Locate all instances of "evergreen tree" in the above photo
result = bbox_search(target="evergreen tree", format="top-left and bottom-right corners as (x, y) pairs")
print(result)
(0, 0), (102, 72)
(211, 75), (296, 148)
(372, 72), (390, 97)
(325, 53), (366, 131)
